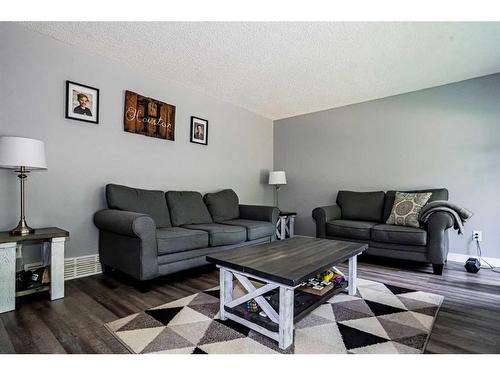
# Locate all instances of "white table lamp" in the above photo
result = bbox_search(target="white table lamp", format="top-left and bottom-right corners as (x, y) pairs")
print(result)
(269, 171), (287, 209)
(0, 136), (47, 235)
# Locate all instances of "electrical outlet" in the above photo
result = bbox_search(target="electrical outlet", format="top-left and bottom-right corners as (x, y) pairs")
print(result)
(472, 230), (483, 242)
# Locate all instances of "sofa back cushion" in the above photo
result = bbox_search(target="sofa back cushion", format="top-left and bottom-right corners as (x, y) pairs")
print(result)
(166, 191), (213, 226)
(383, 188), (449, 222)
(106, 184), (171, 228)
(204, 189), (240, 222)
(336, 190), (385, 222)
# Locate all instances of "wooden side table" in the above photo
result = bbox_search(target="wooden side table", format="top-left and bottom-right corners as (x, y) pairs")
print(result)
(0, 227), (69, 313)
(276, 212), (296, 240)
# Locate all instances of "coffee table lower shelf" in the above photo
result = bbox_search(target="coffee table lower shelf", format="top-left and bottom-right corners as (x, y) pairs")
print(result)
(224, 282), (348, 333)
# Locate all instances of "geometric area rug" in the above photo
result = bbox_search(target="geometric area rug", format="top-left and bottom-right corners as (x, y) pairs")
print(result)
(104, 278), (443, 354)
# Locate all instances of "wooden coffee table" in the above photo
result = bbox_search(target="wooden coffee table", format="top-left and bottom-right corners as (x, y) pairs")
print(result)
(206, 236), (367, 350)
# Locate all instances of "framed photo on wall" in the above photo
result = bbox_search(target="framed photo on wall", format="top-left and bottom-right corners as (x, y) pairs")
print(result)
(65, 80), (99, 124)
(190, 116), (208, 145)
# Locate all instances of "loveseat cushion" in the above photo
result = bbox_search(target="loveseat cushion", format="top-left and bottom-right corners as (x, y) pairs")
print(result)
(371, 224), (427, 246)
(204, 189), (240, 222)
(383, 188), (448, 222)
(336, 191), (385, 222)
(182, 223), (247, 246)
(326, 220), (378, 240)
(106, 184), (171, 228)
(156, 227), (209, 255)
(166, 191), (213, 226)
(222, 219), (275, 241)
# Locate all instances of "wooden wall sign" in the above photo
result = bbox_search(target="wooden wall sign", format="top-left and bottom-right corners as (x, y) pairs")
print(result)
(124, 90), (176, 141)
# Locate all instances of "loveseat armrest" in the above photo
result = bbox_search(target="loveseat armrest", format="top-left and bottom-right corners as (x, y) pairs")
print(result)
(239, 204), (279, 225)
(312, 205), (342, 238)
(425, 211), (454, 265)
(94, 209), (156, 240)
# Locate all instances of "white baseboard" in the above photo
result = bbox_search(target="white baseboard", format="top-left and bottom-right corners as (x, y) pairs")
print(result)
(447, 252), (500, 267)
(25, 252), (499, 280)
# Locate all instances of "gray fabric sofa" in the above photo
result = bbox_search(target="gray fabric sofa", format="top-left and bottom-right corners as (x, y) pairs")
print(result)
(94, 185), (278, 281)
(312, 189), (453, 275)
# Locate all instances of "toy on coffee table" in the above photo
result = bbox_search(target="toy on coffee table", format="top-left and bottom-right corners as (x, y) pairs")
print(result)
(319, 270), (345, 285)
(319, 270), (334, 283)
(332, 274), (345, 284)
(246, 299), (259, 313)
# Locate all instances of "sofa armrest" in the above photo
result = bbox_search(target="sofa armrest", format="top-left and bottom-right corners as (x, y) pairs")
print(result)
(425, 211), (454, 265)
(94, 209), (156, 240)
(239, 204), (279, 225)
(312, 205), (342, 238)
(94, 209), (159, 280)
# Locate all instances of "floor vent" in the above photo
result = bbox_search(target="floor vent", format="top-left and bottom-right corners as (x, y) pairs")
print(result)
(64, 254), (102, 280)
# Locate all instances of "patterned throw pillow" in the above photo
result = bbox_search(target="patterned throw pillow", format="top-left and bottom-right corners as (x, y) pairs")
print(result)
(386, 192), (432, 228)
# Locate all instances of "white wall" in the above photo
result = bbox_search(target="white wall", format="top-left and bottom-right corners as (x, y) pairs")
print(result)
(274, 74), (500, 259)
(0, 23), (274, 258)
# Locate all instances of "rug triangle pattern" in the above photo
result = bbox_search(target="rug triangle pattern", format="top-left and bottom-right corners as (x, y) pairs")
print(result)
(105, 278), (442, 354)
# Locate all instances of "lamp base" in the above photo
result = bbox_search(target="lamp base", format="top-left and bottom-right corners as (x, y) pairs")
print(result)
(10, 219), (35, 236)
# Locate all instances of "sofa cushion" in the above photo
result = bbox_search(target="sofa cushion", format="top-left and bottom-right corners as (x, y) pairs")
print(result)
(222, 219), (275, 241)
(383, 188), (448, 222)
(166, 191), (213, 226)
(386, 191), (432, 228)
(336, 191), (385, 222)
(156, 227), (209, 255)
(106, 184), (171, 228)
(204, 189), (240, 222)
(182, 223), (247, 246)
(326, 219), (378, 240)
(371, 224), (427, 246)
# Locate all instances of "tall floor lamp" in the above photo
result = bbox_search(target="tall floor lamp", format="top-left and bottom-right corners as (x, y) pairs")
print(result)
(269, 171), (287, 210)
(0, 136), (47, 236)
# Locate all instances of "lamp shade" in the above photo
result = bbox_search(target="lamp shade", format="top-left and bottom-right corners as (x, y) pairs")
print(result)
(0, 136), (47, 170)
(269, 171), (287, 185)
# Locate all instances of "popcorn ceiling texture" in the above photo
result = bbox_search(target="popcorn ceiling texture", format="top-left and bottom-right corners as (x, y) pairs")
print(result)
(24, 22), (500, 120)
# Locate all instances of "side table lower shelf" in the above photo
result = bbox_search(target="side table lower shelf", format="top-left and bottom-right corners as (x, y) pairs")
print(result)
(16, 284), (50, 297)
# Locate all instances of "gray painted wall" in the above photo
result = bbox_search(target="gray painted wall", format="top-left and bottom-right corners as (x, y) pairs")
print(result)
(0, 24), (273, 259)
(274, 74), (500, 258)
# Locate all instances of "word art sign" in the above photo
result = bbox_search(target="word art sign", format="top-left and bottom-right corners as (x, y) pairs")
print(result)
(124, 90), (176, 141)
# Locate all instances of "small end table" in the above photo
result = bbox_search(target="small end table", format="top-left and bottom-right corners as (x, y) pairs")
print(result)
(0, 227), (69, 313)
(276, 211), (296, 240)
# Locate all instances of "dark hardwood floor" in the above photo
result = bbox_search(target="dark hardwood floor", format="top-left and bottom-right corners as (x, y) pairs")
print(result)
(1, 258), (499, 354)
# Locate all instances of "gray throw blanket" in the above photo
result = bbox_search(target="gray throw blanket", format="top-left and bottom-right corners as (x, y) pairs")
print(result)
(419, 200), (473, 235)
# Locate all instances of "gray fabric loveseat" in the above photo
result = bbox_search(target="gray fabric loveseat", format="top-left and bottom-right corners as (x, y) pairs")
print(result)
(94, 184), (278, 281)
(312, 189), (453, 275)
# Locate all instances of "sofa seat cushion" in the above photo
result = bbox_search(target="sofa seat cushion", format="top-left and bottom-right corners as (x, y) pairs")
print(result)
(156, 227), (209, 255)
(182, 223), (247, 246)
(222, 219), (275, 241)
(326, 220), (378, 240)
(371, 224), (427, 246)
(166, 191), (213, 226)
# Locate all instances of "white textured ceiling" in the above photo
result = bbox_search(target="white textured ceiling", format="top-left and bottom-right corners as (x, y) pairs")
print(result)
(24, 22), (500, 119)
